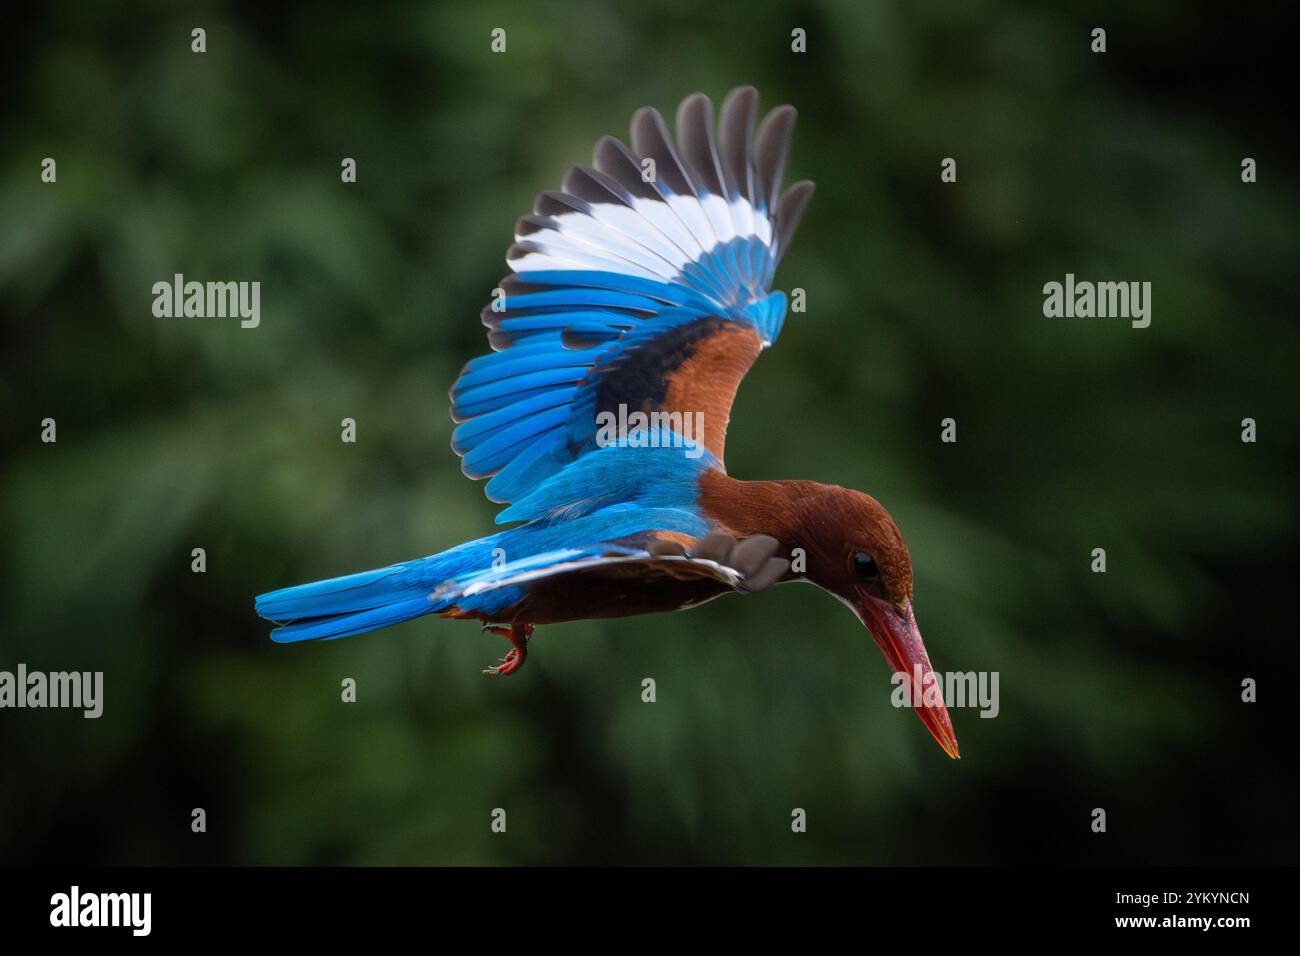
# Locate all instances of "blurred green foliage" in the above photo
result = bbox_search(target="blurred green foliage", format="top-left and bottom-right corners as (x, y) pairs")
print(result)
(1, 1), (1295, 865)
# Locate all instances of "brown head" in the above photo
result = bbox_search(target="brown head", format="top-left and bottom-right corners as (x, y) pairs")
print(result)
(697, 473), (960, 758)
(788, 483), (959, 758)
(696, 474), (958, 758)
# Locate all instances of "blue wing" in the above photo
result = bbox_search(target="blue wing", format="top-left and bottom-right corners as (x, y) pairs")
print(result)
(449, 86), (814, 507)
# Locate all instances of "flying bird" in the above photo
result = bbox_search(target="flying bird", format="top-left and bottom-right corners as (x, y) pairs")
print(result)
(256, 87), (959, 759)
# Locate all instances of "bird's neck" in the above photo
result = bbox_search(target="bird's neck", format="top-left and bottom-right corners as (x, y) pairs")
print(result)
(697, 470), (821, 546)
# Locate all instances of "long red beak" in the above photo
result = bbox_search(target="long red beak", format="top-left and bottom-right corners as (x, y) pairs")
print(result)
(857, 596), (960, 759)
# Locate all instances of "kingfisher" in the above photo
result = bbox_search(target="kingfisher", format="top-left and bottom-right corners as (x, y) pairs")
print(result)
(256, 87), (959, 759)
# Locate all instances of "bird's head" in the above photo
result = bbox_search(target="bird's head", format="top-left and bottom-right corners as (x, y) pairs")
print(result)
(793, 484), (960, 759)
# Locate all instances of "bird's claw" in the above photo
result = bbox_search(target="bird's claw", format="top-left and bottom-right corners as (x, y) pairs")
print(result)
(481, 622), (532, 677)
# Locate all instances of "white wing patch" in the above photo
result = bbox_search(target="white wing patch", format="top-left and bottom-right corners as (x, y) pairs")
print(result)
(511, 192), (772, 281)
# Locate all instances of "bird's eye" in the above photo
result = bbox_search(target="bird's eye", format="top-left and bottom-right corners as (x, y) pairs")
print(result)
(852, 552), (879, 579)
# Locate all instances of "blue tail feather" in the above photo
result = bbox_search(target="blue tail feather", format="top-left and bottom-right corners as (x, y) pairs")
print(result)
(255, 449), (710, 645)
(267, 595), (443, 643)
(256, 555), (462, 644)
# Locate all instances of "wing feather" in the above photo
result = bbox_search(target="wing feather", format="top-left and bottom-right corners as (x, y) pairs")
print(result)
(449, 88), (814, 510)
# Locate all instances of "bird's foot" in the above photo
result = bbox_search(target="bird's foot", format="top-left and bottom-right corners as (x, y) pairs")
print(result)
(481, 622), (533, 676)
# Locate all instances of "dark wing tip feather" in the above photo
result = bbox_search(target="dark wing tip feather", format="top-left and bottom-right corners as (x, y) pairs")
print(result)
(630, 106), (695, 196)
(675, 92), (726, 197)
(536, 190), (585, 218)
(514, 214), (550, 237)
(505, 239), (542, 264)
(774, 180), (815, 263)
(563, 165), (626, 206)
(718, 86), (758, 200)
(592, 134), (660, 202)
(755, 104), (798, 212)
(496, 275), (550, 296)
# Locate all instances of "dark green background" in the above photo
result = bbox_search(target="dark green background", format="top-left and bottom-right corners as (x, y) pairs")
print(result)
(2, 1), (1295, 865)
